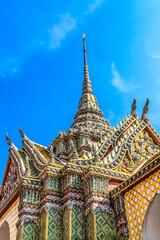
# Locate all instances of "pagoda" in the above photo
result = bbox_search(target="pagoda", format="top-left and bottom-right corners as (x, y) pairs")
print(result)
(0, 35), (160, 240)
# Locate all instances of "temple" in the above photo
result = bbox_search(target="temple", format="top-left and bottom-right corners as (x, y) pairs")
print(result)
(0, 35), (160, 240)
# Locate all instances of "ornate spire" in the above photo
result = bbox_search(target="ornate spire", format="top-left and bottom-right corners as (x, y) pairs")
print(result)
(75, 34), (102, 115)
(131, 98), (137, 117)
(52, 34), (111, 161)
(141, 98), (149, 122)
(82, 33), (92, 94)
(69, 34), (110, 134)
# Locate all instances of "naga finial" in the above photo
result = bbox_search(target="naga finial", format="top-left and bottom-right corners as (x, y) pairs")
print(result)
(141, 98), (149, 122)
(6, 133), (12, 146)
(131, 98), (137, 117)
(19, 126), (25, 138)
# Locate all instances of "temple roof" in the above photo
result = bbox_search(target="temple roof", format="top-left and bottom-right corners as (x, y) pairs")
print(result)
(2, 101), (160, 181)
(1, 36), (160, 210)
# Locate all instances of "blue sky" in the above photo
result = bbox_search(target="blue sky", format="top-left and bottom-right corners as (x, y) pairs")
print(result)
(0, 0), (160, 183)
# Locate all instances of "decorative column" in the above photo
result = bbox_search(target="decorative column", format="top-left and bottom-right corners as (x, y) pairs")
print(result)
(82, 164), (116, 240)
(111, 193), (129, 237)
(16, 179), (42, 240)
(61, 164), (85, 240)
(39, 168), (62, 240)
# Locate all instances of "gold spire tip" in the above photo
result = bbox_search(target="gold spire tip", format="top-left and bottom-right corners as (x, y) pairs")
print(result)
(82, 33), (86, 39)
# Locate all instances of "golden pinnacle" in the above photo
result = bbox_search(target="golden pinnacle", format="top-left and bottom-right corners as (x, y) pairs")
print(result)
(82, 33), (86, 39)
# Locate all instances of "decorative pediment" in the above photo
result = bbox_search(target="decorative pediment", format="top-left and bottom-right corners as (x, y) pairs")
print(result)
(1, 159), (19, 202)
(131, 129), (160, 163)
(114, 128), (160, 175)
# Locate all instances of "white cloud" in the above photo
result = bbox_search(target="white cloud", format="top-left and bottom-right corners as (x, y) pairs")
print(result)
(147, 51), (160, 60)
(49, 14), (77, 50)
(48, 2), (105, 50)
(0, 2), (107, 78)
(88, 0), (105, 13)
(150, 54), (160, 60)
(111, 63), (138, 92)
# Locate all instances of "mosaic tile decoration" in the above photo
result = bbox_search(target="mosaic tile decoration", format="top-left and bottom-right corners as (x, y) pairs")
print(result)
(72, 206), (85, 240)
(86, 213), (95, 240)
(96, 211), (115, 240)
(23, 223), (39, 240)
(124, 170), (160, 240)
(63, 208), (70, 240)
(0, 198), (19, 240)
(40, 209), (47, 240)
(48, 208), (62, 240)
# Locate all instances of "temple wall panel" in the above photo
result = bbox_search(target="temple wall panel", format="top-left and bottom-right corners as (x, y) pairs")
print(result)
(48, 208), (62, 240)
(86, 212), (96, 240)
(22, 222), (39, 240)
(0, 197), (19, 240)
(63, 207), (71, 240)
(124, 169), (160, 240)
(40, 209), (47, 240)
(71, 205), (85, 239)
(96, 211), (115, 240)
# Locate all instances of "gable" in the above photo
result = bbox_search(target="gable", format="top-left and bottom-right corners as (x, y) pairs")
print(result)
(0, 158), (19, 203)
(131, 129), (160, 162)
(111, 127), (160, 175)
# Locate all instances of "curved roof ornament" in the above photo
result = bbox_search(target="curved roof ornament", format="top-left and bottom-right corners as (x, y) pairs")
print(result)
(141, 98), (149, 122)
(131, 98), (137, 117)
(6, 133), (12, 146)
(19, 126), (25, 138)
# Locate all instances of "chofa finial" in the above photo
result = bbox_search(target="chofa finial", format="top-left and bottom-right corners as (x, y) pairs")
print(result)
(19, 126), (25, 138)
(131, 98), (137, 117)
(141, 98), (149, 122)
(6, 133), (12, 146)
